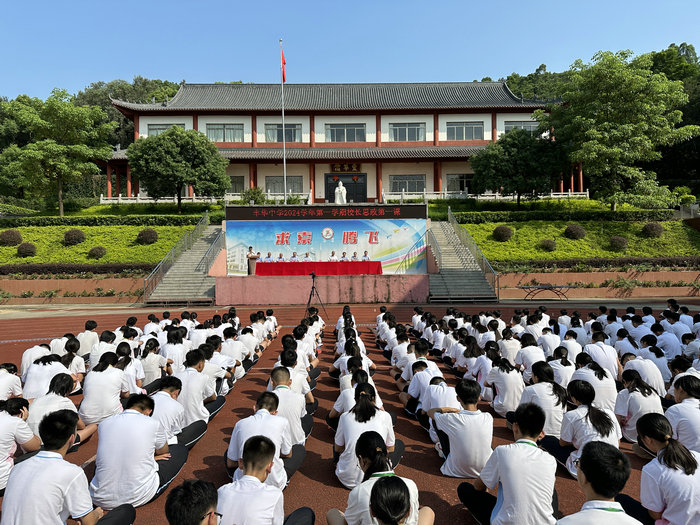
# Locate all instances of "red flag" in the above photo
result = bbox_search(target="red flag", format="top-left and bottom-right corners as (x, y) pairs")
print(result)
(281, 47), (287, 83)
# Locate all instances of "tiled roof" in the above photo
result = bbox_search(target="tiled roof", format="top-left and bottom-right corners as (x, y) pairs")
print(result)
(111, 145), (485, 161)
(111, 82), (546, 112)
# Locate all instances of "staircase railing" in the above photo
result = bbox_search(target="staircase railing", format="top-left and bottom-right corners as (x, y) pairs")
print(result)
(426, 229), (442, 268)
(447, 207), (500, 300)
(143, 211), (210, 302)
(195, 228), (225, 273)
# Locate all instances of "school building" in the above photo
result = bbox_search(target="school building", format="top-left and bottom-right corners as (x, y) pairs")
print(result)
(108, 82), (585, 203)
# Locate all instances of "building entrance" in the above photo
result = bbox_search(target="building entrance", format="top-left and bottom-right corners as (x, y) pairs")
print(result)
(324, 173), (367, 203)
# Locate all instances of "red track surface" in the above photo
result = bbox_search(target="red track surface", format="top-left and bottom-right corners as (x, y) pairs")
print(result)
(0, 303), (653, 524)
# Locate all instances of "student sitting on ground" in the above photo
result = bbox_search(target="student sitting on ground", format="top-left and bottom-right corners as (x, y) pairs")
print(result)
(327, 370), (387, 431)
(665, 375), (700, 453)
(570, 353), (617, 412)
(514, 333), (546, 385)
(1, 410), (136, 525)
(420, 376), (461, 442)
(549, 346), (575, 388)
(398, 361), (435, 417)
(140, 338), (171, 394)
(396, 340), (440, 392)
(484, 357), (525, 418)
(78, 352), (130, 426)
(0, 398), (41, 494)
(428, 379), (493, 479)
(150, 376), (208, 449)
(21, 355), (73, 401)
(509, 361), (567, 438)
(0, 363), (22, 402)
(270, 367), (312, 446)
(369, 476), (434, 525)
(174, 350), (225, 426)
(165, 479), (218, 525)
(614, 369), (663, 444)
(458, 403), (558, 525)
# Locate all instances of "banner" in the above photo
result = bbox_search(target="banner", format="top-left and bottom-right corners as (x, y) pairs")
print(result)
(225, 218), (426, 275)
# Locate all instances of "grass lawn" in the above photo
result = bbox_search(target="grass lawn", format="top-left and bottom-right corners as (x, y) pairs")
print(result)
(0, 226), (193, 265)
(465, 221), (700, 261)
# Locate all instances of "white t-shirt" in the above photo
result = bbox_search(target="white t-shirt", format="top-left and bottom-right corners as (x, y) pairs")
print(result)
(498, 339), (521, 365)
(20, 346), (50, 381)
(485, 367), (525, 417)
(0, 370), (22, 401)
(335, 410), (395, 489)
(90, 409), (167, 509)
(21, 362), (71, 400)
(638, 348), (672, 382)
(583, 343), (619, 381)
(77, 331), (99, 357)
(549, 359), (575, 388)
(614, 389), (663, 442)
(273, 386), (307, 446)
(665, 398), (700, 453)
(26, 393), (77, 436)
(519, 383), (567, 438)
(560, 339), (582, 362)
(556, 500), (645, 524)
(560, 405), (621, 477)
(141, 352), (168, 386)
(122, 359), (145, 394)
(433, 409), (492, 478)
(151, 391), (186, 444)
(161, 343), (186, 374)
(88, 341), (116, 370)
(570, 366), (617, 412)
(0, 412), (35, 489)
(640, 451), (700, 525)
(217, 475), (284, 525)
(1, 451), (95, 525)
(624, 358), (667, 397)
(333, 385), (384, 413)
(174, 367), (216, 426)
(480, 440), (557, 525)
(421, 382), (461, 443)
(344, 472), (420, 525)
(78, 367), (128, 425)
(538, 333), (561, 358)
(515, 346), (546, 383)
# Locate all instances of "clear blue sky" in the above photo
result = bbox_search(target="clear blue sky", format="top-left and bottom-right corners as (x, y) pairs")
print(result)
(2, 0), (698, 99)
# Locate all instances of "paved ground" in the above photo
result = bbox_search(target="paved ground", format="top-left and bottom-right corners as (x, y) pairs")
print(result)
(0, 301), (673, 524)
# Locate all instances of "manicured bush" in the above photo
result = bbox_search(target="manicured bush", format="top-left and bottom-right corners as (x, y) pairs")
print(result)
(0, 263), (154, 275)
(451, 209), (674, 224)
(642, 222), (665, 238)
(88, 246), (107, 259)
(0, 215), (202, 228)
(539, 239), (557, 252)
(492, 225), (514, 242)
(610, 235), (628, 251)
(136, 228), (159, 245)
(17, 243), (36, 257)
(564, 224), (587, 240)
(494, 256), (700, 270)
(63, 229), (86, 246)
(0, 229), (22, 246)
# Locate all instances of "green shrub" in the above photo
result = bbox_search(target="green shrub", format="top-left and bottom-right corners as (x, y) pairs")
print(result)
(88, 246), (107, 259)
(0, 215), (202, 228)
(492, 225), (513, 242)
(564, 224), (587, 240)
(0, 230), (22, 246)
(136, 228), (159, 245)
(63, 229), (86, 246)
(0, 204), (37, 216)
(539, 239), (557, 252)
(239, 187), (266, 205)
(17, 243), (36, 257)
(451, 209), (674, 224)
(610, 235), (628, 251)
(642, 222), (665, 238)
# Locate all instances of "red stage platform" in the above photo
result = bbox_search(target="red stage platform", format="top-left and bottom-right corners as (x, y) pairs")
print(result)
(254, 261), (383, 276)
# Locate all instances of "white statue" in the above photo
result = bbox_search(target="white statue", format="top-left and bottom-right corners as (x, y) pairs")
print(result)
(334, 181), (347, 204)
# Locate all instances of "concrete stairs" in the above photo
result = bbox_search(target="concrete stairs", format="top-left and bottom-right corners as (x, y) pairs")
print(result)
(428, 222), (498, 303)
(145, 226), (221, 306)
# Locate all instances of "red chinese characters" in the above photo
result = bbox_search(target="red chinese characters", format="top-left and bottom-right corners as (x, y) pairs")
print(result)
(297, 232), (313, 245)
(364, 230), (379, 244)
(342, 231), (358, 244)
(275, 232), (291, 245)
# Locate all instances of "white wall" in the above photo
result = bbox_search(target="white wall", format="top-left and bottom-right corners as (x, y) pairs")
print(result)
(314, 115), (376, 143)
(226, 164), (249, 189)
(257, 164), (311, 193)
(438, 114), (491, 141)
(381, 162), (434, 192)
(380, 115), (433, 142)
(138, 115), (194, 137)
(256, 116), (310, 143)
(198, 116), (253, 142)
(496, 112), (537, 138)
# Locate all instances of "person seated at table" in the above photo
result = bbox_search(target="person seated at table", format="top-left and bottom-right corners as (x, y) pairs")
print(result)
(362, 251), (370, 261)
(339, 252), (349, 262)
(329, 251), (339, 262)
(276, 253), (285, 262)
(351, 252), (359, 261)
(290, 252), (299, 262)
(263, 252), (274, 263)
(303, 252), (312, 262)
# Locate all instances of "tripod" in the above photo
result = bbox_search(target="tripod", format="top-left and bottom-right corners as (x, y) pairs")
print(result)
(305, 272), (330, 322)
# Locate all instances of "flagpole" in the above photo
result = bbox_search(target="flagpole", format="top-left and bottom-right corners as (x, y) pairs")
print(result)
(280, 39), (287, 205)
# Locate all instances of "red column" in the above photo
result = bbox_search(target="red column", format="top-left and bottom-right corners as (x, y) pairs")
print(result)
(106, 164), (112, 198)
(558, 174), (564, 193)
(577, 163), (584, 192)
(115, 168), (121, 196)
(188, 185), (194, 197)
(134, 176), (139, 196)
(376, 163), (383, 202)
(569, 167), (575, 192)
(433, 114), (439, 146)
(376, 115), (382, 147)
(249, 164), (257, 188)
(192, 115), (198, 131)
(126, 166), (132, 197)
(309, 164), (315, 203)
(434, 161), (442, 192)
(251, 116), (257, 147)
(310, 115), (315, 147)
(491, 112), (498, 142)
(134, 115), (140, 140)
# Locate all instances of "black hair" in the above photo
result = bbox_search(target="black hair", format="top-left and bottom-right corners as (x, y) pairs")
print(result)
(352, 369), (369, 386)
(579, 441), (631, 498)
(280, 349), (297, 368)
(85, 320), (98, 331)
(33, 354), (60, 366)
(0, 397), (29, 416)
(38, 409), (78, 451)
(616, 328), (638, 349)
(411, 361), (428, 375)
(670, 355), (692, 374)
(92, 351), (119, 372)
(346, 356), (363, 375)
(636, 413), (697, 475)
(48, 373), (74, 397)
(242, 435), (277, 471)
(198, 343), (214, 361)
(567, 380), (615, 437)
(165, 479), (218, 525)
(531, 361), (567, 407)
(515, 402), (546, 438)
(114, 341), (132, 371)
(552, 346), (571, 367)
(60, 338), (80, 368)
(351, 383), (378, 423)
(519, 333), (537, 348)
(621, 369), (655, 396)
(455, 379), (481, 405)
(99, 330), (116, 343)
(647, 345), (665, 359)
(256, 391), (279, 412)
(575, 353), (608, 380)
(141, 338), (160, 358)
(185, 349), (205, 368)
(125, 394), (154, 412)
(370, 476), (411, 525)
(674, 375), (700, 399)
(495, 356), (516, 373)
(159, 375), (182, 392)
(356, 430), (391, 481)
(271, 366), (291, 384)
(0, 363), (17, 375)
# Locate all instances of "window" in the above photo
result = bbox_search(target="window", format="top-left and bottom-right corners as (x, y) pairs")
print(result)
(229, 176), (245, 193)
(324, 123), (366, 142)
(147, 123), (185, 137)
(446, 122), (484, 141)
(389, 122), (426, 141)
(264, 124), (302, 142)
(446, 174), (471, 192)
(390, 175), (425, 193)
(265, 176), (303, 194)
(504, 120), (539, 135)
(207, 123), (244, 142)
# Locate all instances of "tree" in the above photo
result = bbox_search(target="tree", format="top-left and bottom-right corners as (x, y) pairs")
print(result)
(126, 126), (229, 213)
(534, 50), (700, 209)
(0, 89), (115, 215)
(504, 64), (572, 101)
(470, 129), (564, 206)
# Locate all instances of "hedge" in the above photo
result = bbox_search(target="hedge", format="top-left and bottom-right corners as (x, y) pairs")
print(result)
(452, 209), (674, 224)
(496, 256), (700, 270)
(0, 213), (228, 227)
(0, 263), (155, 275)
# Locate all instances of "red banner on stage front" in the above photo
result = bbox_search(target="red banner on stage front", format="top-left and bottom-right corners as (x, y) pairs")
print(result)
(254, 261), (383, 276)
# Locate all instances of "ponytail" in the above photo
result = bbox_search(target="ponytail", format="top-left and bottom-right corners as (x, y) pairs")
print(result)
(637, 413), (697, 475)
(553, 346), (571, 367)
(356, 430), (391, 482)
(673, 375), (700, 400)
(621, 369), (655, 397)
(549, 319), (560, 337)
(114, 342), (132, 371)
(496, 357), (516, 373)
(568, 379), (614, 437)
(617, 328), (638, 349)
(532, 361), (568, 407)
(92, 351), (118, 373)
(577, 354), (608, 381)
(351, 383), (378, 423)
(648, 345), (665, 359)
(142, 338), (159, 359)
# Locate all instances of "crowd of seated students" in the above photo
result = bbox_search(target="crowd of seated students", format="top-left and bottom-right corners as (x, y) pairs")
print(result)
(1, 300), (700, 524)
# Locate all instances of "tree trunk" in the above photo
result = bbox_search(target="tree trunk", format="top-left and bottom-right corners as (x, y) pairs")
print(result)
(57, 174), (64, 217)
(610, 201), (617, 212)
(176, 185), (183, 214)
(516, 192), (521, 207)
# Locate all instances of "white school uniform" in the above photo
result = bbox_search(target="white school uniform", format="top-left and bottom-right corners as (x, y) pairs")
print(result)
(560, 405), (621, 478)
(174, 367), (216, 426)
(141, 352), (168, 386)
(76, 330), (99, 358)
(433, 409), (492, 478)
(623, 357), (666, 397)
(26, 393), (77, 436)
(344, 471), (420, 525)
(273, 385), (307, 446)
(498, 338), (521, 366)
(560, 339), (582, 362)
(143, 321), (160, 335)
(333, 385), (384, 413)
(122, 359), (145, 394)
(515, 345), (546, 384)
(538, 333), (561, 358)
(556, 500), (644, 524)
(151, 390), (186, 444)
(583, 342), (619, 381)
(656, 331), (683, 359)
(0, 451), (95, 525)
(88, 341), (116, 370)
(78, 367), (128, 425)
(519, 383), (567, 438)
(468, 355), (494, 401)
(400, 357), (440, 382)
(217, 475), (284, 525)
(161, 343), (186, 374)
(665, 397), (700, 452)
(90, 409), (167, 509)
(485, 367), (525, 417)
(570, 366), (617, 412)
(614, 388), (663, 442)
(20, 345), (50, 381)
(421, 382), (461, 443)
(480, 440), (557, 525)
(0, 412), (35, 490)
(640, 451), (700, 525)
(549, 359), (575, 388)
(0, 370), (22, 401)
(615, 337), (640, 358)
(406, 369), (437, 409)
(21, 362), (71, 400)
(335, 410), (395, 489)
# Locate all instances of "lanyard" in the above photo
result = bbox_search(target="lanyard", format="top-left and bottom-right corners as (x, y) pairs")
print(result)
(276, 385), (290, 390)
(515, 439), (538, 448)
(370, 472), (396, 478)
(598, 508), (623, 513)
